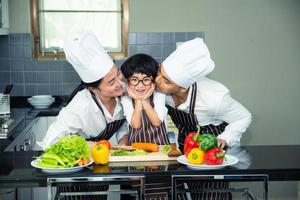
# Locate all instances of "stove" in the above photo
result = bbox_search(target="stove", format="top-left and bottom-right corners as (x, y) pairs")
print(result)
(0, 116), (17, 139)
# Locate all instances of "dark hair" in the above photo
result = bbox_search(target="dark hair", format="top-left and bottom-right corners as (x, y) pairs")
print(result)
(65, 79), (102, 104)
(121, 54), (159, 79)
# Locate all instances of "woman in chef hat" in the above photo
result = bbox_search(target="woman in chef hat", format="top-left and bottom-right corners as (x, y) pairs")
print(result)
(39, 31), (127, 149)
(155, 38), (252, 199)
(38, 31), (127, 199)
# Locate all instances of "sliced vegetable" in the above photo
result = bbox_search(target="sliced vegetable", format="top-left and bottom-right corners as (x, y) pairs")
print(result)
(162, 145), (171, 155)
(37, 161), (59, 168)
(183, 125), (201, 156)
(40, 152), (66, 166)
(199, 133), (218, 151)
(187, 148), (205, 165)
(204, 147), (225, 165)
(131, 142), (159, 152)
(111, 149), (149, 156)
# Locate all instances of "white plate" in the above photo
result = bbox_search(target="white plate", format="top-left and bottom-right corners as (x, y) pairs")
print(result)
(31, 159), (93, 174)
(177, 154), (239, 170)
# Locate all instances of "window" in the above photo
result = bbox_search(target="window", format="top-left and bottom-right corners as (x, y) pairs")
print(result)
(31, 0), (128, 60)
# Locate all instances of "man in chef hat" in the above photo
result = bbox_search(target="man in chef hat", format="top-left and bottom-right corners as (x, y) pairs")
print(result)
(155, 38), (252, 199)
(40, 30), (127, 150)
(156, 38), (252, 150)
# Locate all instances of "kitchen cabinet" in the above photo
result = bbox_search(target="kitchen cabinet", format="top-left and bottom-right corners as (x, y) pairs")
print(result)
(0, 188), (15, 200)
(0, 0), (9, 35)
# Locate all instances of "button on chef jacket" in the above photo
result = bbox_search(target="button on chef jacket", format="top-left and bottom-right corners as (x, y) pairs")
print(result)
(38, 89), (127, 149)
(166, 77), (252, 146)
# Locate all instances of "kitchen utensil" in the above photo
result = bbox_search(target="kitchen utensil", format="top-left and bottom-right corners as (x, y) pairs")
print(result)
(111, 145), (136, 151)
(3, 84), (13, 94)
(0, 93), (10, 115)
(167, 132), (182, 157)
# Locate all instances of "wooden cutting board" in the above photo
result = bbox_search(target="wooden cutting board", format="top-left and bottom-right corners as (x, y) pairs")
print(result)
(109, 145), (180, 162)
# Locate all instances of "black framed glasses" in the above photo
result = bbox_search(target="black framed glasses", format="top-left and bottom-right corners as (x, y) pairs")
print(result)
(128, 76), (153, 86)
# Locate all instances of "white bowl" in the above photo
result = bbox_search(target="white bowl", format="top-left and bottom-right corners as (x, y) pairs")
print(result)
(27, 96), (55, 109)
(30, 95), (54, 103)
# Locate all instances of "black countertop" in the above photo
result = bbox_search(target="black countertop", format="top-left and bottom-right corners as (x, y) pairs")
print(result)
(0, 96), (64, 151)
(0, 145), (300, 188)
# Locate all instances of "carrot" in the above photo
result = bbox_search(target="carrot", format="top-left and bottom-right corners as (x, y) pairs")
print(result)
(78, 159), (84, 166)
(131, 142), (159, 152)
(82, 157), (89, 165)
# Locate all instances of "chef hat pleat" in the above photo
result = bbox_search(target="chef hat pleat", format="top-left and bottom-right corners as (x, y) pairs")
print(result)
(63, 31), (113, 83)
(162, 38), (215, 88)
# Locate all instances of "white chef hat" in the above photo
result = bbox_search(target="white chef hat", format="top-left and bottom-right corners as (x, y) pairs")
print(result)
(63, 31), (113, 83)
(162, 38), (215, 88)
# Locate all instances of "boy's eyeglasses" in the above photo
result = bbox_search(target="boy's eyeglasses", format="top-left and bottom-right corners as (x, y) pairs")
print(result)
(128, 77), (153, 86)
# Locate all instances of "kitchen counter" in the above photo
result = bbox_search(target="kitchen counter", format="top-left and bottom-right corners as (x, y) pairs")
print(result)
(1, 145), (300, 188)
(0, 96), (65, 151)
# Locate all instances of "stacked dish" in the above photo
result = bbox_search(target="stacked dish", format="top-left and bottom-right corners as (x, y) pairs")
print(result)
(27, 95), (55, 109)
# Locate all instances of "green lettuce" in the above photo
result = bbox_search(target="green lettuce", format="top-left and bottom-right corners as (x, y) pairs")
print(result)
(43, 135), (90, 167)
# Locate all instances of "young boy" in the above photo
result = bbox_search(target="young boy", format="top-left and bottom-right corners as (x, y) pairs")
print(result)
(120, 54), (170, 145)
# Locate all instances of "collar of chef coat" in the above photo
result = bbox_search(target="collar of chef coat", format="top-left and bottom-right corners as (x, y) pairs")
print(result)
(166, 86), (193, 110)
(92, 94), (122, 120)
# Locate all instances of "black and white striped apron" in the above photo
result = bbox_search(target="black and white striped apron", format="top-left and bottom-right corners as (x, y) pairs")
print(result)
(166, 83), (231, 200)
(128, 96), (170, 145)
(126, 97), (170, 199)
(56, 92), (126, 200)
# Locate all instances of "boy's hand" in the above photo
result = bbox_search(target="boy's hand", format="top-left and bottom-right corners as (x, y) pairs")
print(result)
(142, 83), (155, 100)
(127, 85), (139, 100)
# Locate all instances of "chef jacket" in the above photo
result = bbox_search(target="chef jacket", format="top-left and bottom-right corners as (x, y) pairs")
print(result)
(121, 91), (168, 131)
(38, 89), (127, 149)
(166, 77), (252, 146)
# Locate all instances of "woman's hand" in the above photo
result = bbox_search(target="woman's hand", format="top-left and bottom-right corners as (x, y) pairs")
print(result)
(118, 134), (129, 146)
(87, 141), (96, 148)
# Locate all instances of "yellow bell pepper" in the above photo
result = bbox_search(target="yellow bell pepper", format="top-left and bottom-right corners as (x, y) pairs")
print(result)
(92, 143), (109, 165)
(187, 148), (205, 165)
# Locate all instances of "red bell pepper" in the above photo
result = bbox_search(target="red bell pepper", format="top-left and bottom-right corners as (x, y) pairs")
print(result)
(204, 147), (225, 165)
(183, 125), (201, 156)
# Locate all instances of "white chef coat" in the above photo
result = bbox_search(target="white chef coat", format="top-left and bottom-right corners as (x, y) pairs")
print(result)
(166, 77), (252, 146)
(121, 91), (168, 129)
(38, 89), (127, 149)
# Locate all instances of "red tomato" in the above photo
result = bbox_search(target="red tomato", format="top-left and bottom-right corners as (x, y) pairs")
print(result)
(96, 140), (111, 149)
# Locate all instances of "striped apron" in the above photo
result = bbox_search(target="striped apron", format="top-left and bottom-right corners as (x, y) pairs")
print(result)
(127, 97), (170, 199)
(166, 83), (231, 200)
(128, 96), (170, 145)
(56, 92), (126, 200)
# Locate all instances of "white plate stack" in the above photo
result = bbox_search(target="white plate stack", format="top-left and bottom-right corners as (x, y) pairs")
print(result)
(27, 95), (55, 109)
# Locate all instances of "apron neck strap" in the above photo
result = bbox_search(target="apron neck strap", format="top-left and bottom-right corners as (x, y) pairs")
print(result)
(189, 83), (197, 115)
(90, 91), (107, 124)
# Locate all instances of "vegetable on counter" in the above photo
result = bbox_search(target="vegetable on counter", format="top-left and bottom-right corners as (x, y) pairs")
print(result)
(162, 145), (171, 155)
(131, 142), (159, 152)
(183, 125), (201, 156)
(111, 149), (149, 156)
(96, 140), (111, 149)
(199, 133), (218, 151)
(187, 148), (205, 165)
(36, 135), (90, 168)
(92, 143), (109, 165)
(204, 147), (225, 165)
